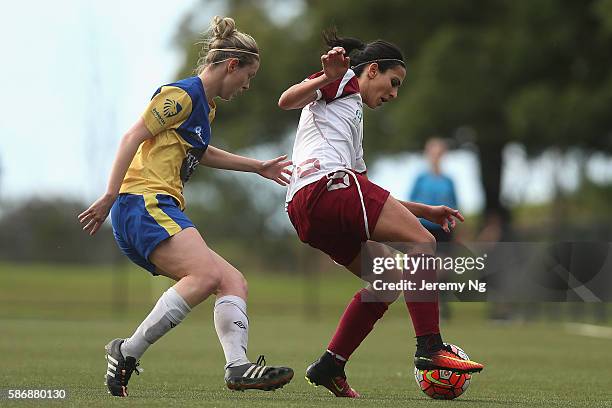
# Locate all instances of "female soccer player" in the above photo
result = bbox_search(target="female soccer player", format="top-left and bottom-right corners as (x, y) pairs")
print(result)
(279, 30), (483, 398)
(78, 16), (293, 397)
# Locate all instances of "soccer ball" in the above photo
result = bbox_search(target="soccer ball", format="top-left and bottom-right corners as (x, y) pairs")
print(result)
(414, 343), (472, 400)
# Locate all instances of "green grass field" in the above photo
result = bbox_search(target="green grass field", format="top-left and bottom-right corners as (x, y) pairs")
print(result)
(2, 262), (612, 407)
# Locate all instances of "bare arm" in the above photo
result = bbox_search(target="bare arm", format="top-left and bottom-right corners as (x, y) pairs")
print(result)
(398, 200), (465, 233)
(398, 200), (430, 218)
(278, 74), (331, 110)
(201, 145), (264, 172)
(201, 145), (292, 186)
(78, 118), (153, 235)
(105, 118), (153, 197)
(278, 47), (350, 110)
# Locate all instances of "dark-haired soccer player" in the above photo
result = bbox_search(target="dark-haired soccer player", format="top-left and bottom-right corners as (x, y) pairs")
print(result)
(279, 30), (483, 398)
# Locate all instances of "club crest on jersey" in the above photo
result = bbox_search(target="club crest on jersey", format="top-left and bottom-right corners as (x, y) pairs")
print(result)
(163, 98), (182, 118)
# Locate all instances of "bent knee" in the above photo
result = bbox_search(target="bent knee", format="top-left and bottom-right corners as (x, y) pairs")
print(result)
(189, 267), (223, 293)
(216, 269), (248, 299)
(232, 272), (248, 296)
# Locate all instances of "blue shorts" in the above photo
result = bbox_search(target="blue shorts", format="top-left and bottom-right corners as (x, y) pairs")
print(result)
(111, 193), (194, 275)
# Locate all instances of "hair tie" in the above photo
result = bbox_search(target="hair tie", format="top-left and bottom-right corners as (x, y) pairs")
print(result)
(209, 48), (259, 57)
(350, 58), (405, 70)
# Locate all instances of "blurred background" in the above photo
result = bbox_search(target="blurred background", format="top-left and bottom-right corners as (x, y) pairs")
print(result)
(2, 0), (612, 331)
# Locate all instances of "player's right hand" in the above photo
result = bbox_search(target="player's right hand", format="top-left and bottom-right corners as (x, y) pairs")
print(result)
(321, 47), (349, 81)
(78, 193), (116, 236)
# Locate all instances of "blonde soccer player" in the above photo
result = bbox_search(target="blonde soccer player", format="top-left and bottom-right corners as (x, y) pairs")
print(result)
(78, 16), (293, 397)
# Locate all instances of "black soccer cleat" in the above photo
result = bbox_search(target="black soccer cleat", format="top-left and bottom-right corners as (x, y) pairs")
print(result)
(225, 355), (293, 391)
(305, 352), (360, 398)
(104, 338), (142, 397)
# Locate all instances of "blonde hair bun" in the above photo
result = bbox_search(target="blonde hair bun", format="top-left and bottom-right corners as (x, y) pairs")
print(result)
(195, 16), (259, 74)
(212, 16), (237, 40)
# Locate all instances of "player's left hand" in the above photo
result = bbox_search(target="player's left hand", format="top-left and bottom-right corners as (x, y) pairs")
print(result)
(258, 155), (293, 186)
(424, 205), (465, 233)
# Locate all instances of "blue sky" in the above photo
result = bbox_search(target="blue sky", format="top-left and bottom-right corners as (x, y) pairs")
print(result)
(2, 0), (611, 215)
(0, 0), (204, 201)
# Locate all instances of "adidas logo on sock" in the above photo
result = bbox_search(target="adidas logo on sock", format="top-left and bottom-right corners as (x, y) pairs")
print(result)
(233, 321), (246, 329)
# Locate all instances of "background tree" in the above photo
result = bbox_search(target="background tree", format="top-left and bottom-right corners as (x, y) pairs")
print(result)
(175, 0), (612, 233)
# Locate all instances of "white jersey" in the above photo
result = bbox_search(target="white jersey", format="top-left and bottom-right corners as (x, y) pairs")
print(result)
(286, 69), (366, 203)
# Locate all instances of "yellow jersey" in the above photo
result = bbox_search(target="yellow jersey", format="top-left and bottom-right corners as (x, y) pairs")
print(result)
(120, 76), (216, 209)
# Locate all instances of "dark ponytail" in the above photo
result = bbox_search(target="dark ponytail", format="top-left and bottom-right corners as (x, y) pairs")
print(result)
(322, 28), (366, 56)
(322, 27), (405, 77)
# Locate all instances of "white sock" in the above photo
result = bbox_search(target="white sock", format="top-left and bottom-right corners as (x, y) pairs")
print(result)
(214, 295), (250, 368)
(121, 286), (191, 359)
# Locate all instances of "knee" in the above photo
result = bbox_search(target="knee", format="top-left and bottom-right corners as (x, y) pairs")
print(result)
(190, 267), (223, 295)
(217, 269), (248, 299)
(382, 288), (403, 303)
(234, 272), (248, 298)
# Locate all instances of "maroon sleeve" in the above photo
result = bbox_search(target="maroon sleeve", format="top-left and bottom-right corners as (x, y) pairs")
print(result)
(306, 70), (359, 103)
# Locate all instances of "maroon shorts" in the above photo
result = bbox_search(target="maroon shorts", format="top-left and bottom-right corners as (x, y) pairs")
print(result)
(287, 170), (390, 266)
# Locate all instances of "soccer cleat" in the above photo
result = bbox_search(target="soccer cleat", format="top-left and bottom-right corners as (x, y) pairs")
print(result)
(104, 338), (142, 397)
(305, 352), (360, 398)
(414, 344), (483, 374)
(225, 355), (294, 391)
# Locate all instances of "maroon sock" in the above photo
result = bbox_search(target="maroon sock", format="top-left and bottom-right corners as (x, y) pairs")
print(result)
(405, 301), (440, 336)
(405, 254), (440, 336)
(327, 288), (389, 360)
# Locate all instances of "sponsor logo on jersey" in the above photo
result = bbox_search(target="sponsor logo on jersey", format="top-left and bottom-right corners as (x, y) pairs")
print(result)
(354, 108), (363, 125)
(163, 98), (183, 118)
(151, 108), (166, 126)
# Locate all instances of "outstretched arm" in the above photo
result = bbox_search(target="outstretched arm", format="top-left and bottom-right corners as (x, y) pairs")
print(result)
(78, 118), (153, 235)
(399, 200), (429, 218)
(201, 145), (292, 186)
(398, 200), (465, 233)
(278, 47), (349, 110)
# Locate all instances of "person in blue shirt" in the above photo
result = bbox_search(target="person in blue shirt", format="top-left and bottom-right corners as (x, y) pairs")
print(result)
(410, 138), (458, 243)
(410, 138), (457, 320)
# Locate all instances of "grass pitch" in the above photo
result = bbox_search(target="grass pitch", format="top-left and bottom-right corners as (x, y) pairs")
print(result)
(1, 262), (611, 407)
